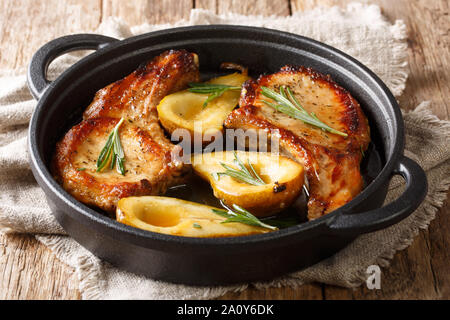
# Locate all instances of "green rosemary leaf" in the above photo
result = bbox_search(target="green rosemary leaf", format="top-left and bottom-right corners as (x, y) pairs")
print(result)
(211, 205), (278, 230)
(285, 86), (307, 113)
(96, 142), (114, 172)
(211, 208), (232, 218)
(232, 151), (250, 175)
(230, 204), (256, 219)
(76, 168), (86, 171)
(260, 86), (348, 137)
(214, 152), (265, 186)
(261, 86), (294, 110)
(188, 83), (241, 92)
(201, 89), (226, 108)
(116, 156), (125, 176)
(279, 85), (288, 99)
(188, 82), (241, 107)
(247, 159), (265, 185)
(193, 223), (202, 229)
(96, 118), (126, 175)
(212, 172), (228, 181)
(113, 133), (124, 159)
(218, 166), (264, 186)
(110, 154), (117, 170)
(96, 131), (114, 170)
(221, 216), (264, 228)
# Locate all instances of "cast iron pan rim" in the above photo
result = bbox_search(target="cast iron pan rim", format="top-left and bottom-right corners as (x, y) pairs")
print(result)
(28, 25), (404, 247)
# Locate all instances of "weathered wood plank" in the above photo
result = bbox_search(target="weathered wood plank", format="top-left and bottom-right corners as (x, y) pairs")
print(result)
(0, 0), (101, 72)
(0, 233), (80, 299)
(291, 0), (449, 301)
(102, 0), (193, 25)
(220, 283), (324, 300)
(377, 0), (449, 120)
(196, 0), (290, 16)
(291, 0), (336, 12)
(0, 0), (102, 300)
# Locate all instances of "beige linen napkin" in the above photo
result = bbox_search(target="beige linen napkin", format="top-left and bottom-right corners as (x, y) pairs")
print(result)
(0, 3), (449, 299)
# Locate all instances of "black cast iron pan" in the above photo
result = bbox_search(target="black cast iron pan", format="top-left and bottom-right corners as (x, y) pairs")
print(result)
(27, 26), (427, 285)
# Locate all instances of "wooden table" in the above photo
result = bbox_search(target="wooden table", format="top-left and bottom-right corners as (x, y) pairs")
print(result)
(0, 0), (448, 300)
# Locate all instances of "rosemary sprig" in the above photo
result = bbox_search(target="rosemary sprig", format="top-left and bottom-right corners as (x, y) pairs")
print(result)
(188, 83), (241, 108)
(212, 151), (265, 186)
(260, 86), (348, 137)
(212, 204), (278, 230)
(262, 217), (300, 229)
(96, 117), (126, 175)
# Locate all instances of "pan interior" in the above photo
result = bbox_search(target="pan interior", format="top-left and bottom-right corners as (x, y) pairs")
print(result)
(33, 29), (393, 225)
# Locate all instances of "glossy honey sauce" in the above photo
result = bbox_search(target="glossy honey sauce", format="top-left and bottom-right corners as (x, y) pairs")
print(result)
(163, 142), (382, 228)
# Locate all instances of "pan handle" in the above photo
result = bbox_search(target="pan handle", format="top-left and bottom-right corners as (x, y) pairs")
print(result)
(327, 156), (427, 236)
(27, 34), (119, 100)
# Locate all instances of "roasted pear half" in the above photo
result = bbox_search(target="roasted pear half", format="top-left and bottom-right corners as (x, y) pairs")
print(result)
(192, 151), (305, 217)
(116, 196), (270, 237)
(156, 72), (250, 141)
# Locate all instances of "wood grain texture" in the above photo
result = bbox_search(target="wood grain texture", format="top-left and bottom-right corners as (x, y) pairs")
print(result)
(0, 233), (80, 299)
(0, 0), (448, 300)
(0, 0), (101, 73)
(196, 0), (290, 16)
(102, 0), (193, 25)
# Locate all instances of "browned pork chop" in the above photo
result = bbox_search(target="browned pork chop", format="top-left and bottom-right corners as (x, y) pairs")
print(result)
(84, 50), (199, 124)
(225, 66), (370, 219)
(53, 50), (199, 214)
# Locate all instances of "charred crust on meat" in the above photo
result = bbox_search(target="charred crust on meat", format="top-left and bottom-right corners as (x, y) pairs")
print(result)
(239, 79), (258, 106)
(135, 50), (197, 77)
(54, 50), (199, 214)
(82, 50), (199, 121)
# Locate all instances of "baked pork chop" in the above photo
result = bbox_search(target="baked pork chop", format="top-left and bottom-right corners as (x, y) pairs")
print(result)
(83, 49), (199, 125)
(225, 66), (370, 220)
(53, 50), (199, 214)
